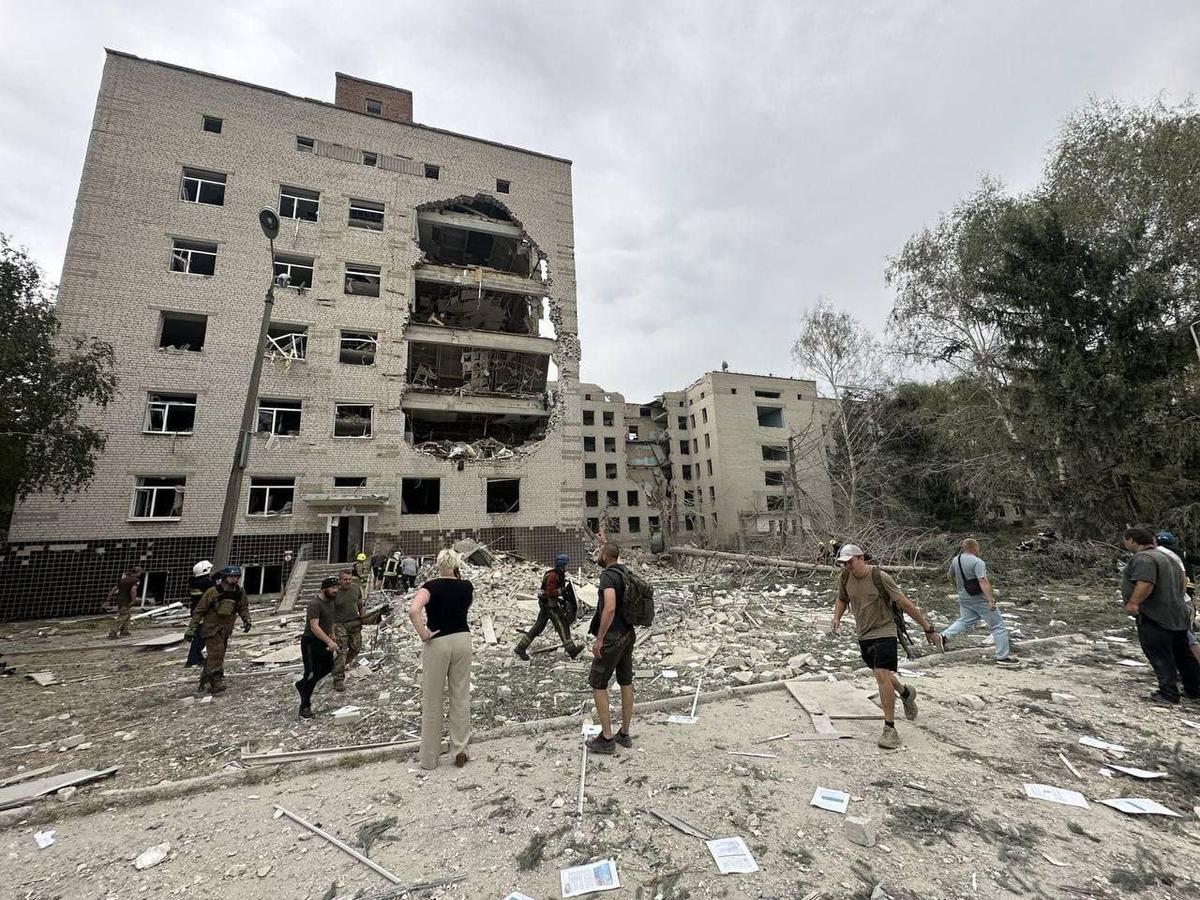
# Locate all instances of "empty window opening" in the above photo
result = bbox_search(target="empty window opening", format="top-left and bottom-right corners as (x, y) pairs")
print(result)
(132, 476), (185, 520)
(682, 464), (693, 481)
(685, 515), (696, 531)
(348, 198), (385, 232)
(584, 463), (597, 479)
(757, 406), (784, 428)
(334, 404), (374, 438)
(202, 115), (222, 134)
(158, 312), (207, 352)
(170, 239), (217, 276)
(273, 253), (314, 289)
(701, 408), (709, 424)
(678, 440), (690, 455)
(585, 490), (599, 507)
(583, 410), (595, 426)
(607, 519), (621, 534)
(586, 517), (601, 533)
(248, 477), (294, 516)
(424, 163), (440, 179)
(279, 185), (320, 222)
(648, 515), (660, 529)
(407, 410), (546, 447)
(764, 471), (785, 486)
(602, 412), (614, 427)
(604, 437), (616, 453)
(415, 197), (537, 275)
(401, 477), (440, 514)
(334, 476), (367, 490)
(266, 323), (308, 360)
(704, 433), (711, 449)
(707, 459), (714, 476)
(754, 389), (781, 399)
(762, 445), (787, 461)
(583, 436), (596, 452)
(693, 438), (699, 453)
(585, 394), (593, 401)
(496, 179), (510, 194)
(627, 491), (639, 506)
(605, 463), (618, 480)
(365, 98), (383, 116)
(677, 416), (687, 430)
(339, 331), (378, 365)
(709, 486), (716, 501)
(628, 517), (641, 533)
(406, 343), (548, 394)
(606, 490), (620, 507)
(344, 262), (381, 296)
(414, 280), (543, 335)
(145, 393), (196, 434)
(628, 425), (639, 440)
(296, 136), (315, 152)
(242, 565), (283, 595)
(180, 167), (226, 205)
(257, 398), (302, 436)
(361, 150), (378, 167)
(486, 478), (520, 514)
(684, 490), (696, 506)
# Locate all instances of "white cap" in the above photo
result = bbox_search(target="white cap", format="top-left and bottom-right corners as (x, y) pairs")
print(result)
(836, 544), (864, 563)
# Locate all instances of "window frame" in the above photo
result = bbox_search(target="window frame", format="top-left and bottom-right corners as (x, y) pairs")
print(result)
(266, 324), (308, 360)
(247, 476), (295, 517)
(333, 403), (374, 439)
(158, 311), (208, 352)
(361, 150), (378, 167)
(348, 198), (385, 232)
(296, 136), (315, 153)
(180, 167), (226, 206)
(365, 98), (383, 116)
(272, 253), (315, 289)
(144, 393), (197, 435)
(256, 398), (302, 437)
(485, 478), (521, 514)
(130, 476), (185, 521)
(338, 330), (379, 366)
(169, 239), (217, 276)
(202, 115), (222, 134)
(344, 262), (381, 296)
(496, 179), (511, 194)
(278, 185), (320, 222)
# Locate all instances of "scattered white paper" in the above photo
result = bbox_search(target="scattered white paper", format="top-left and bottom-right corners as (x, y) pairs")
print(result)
(706, 836), (759, 874)
(580, 722), (601, 738)
(1182, 719), (1200, 731)
(504, 893), (537, 900)
(661, 669), (678, 679)
(1099, 797), (1181, 817)
(810, 787), (850, 814)
(1104, 636), (1131, 643)
(34, 830), (55, 849)
(1105, 765), (1167, 780)
(1024, 783), (1089, 808)
(1079, 736), (1130, 754)
(667, 714), (698, 725)
(560, 859), (620, 897)
(1117, 659), (1148, 668)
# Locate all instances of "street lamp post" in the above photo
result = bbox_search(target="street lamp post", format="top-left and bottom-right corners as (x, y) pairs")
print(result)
(212, 208), (282, 568)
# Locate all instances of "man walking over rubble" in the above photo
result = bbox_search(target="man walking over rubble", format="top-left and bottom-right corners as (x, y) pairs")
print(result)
(296, 576), (341, 718)
(832, 544), (938, 749)
(184, 566), (251, 694)
(401, 554), (419, 591)
(514, 553), (583, 660)
(937, 538), (1020, 668)
(586, 543), (637, 754)
(383, 551), (401, 590)
(106, 564), (142, 639)
(184, 560), (214, 667)
(332, 569), (365, 691)
(1121, 526), (1200, 705)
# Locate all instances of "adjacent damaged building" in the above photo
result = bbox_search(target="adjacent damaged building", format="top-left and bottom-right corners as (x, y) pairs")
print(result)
(1, 52), (587, 618)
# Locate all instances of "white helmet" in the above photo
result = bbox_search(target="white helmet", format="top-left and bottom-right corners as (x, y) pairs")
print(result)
(193, 560), (213, 577)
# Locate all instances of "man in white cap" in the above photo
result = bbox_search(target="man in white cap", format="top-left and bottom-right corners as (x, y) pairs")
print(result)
(832, 543), (939, 749)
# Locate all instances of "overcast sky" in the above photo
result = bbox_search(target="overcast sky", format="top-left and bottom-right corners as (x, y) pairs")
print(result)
(2, 1), (1199, 400)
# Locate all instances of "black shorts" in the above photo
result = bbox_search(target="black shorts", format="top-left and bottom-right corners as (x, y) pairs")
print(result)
(589, 628), (635, 689)
(859, 637), (898, 672)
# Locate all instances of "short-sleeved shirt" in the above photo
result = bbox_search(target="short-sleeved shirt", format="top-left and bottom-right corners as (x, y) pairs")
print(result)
(116, 574), (140, 606)
(402, 557), (418, 575)
(837, 567), (904, 640)
(949, 553), (988, 603)
(304, 596), (335, 639)
(589, 566), (628, 636)
(423, 578), (473, 638)
(1121, 550), (1191, 631)
(333, 584), (363, 623)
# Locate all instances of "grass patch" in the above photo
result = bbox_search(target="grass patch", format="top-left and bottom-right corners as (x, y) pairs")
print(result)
(890, 804), (971, 845)
(515, 832), (548, 871)
(1109, 850), (1176, 892)
(1017, 687), (1054, 701)
(782, 846), (814, 866)
(1067, 820), (1101, 843)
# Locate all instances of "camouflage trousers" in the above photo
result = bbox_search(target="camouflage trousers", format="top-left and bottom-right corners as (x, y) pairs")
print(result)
(200, 618), (236, 689)
(107, 603), (133, 638)
(332, 623), (363, 689)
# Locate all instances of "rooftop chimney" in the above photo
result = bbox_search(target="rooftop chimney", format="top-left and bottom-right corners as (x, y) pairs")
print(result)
(335, 73), (412, 124)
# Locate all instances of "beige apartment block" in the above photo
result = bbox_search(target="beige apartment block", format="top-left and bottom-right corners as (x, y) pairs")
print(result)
(1, 51), (585, 619)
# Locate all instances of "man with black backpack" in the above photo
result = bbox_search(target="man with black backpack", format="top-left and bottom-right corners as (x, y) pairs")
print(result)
(514, 553), (582, 660)
(585, 543), (655, 754)
(937, 538), (1020, 668)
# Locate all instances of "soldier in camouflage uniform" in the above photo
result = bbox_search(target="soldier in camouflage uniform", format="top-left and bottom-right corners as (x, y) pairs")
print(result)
(106, 565), (143, 639)
(332, 569), (364, 691)
(353, 552), (371, 585)
(185, 566), (251, 694)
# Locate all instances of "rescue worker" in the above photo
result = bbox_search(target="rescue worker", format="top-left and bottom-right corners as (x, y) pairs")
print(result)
(185, 560), (214, 668)
(353, 552), (371, 585)
(383, 551), (401, 590)
(184, 566), (251, 695)
(296, 576), (340, 718)
(106, 565), (143, 639)
(514, 553), (582, 660)
(401, 554), (419, 591)
(332, 569), (365, 691)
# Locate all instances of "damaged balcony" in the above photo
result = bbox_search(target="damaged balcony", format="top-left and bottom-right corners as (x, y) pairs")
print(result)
(405, 410), (547, 458)
(413, 279), (551, 338)
(406, 343), (549, 398)
(416, 197), (536, 277)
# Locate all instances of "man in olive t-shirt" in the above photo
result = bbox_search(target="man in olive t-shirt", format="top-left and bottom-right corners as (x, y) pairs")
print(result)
(332, 570), (365, 691)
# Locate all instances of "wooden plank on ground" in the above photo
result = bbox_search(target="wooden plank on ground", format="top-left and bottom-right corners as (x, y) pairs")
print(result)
(783, 682), (842, 736)
(26, 672), (60, 686)
(0, 767), (118, 811)
(132, 632), (187, 648)
(481, 615), (497, 644)
(648, 807), (713, 840)
(783, 680), (881, 719)
(0, 765), (58, 789)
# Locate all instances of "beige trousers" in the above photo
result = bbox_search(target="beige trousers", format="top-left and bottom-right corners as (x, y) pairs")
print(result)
(419, 631), (472, 769)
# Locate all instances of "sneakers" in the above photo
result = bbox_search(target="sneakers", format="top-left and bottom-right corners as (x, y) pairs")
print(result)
(298, 705), (314, 719)
(935, 633), (950, 652)
(454, 752), (469, 768)
(514, 645), (530, 661)
(878, 725), (901, 749)
(1146, 691), (1181, 706)
(900, 686), (918, 721)
(614, 729), (633, 748)
(567, 644), (583, 660)
(996, 657), (1022, 669)
(585, 734), (616, 754)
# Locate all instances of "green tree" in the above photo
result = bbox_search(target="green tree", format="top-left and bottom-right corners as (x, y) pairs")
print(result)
(0, 235), (117, 524)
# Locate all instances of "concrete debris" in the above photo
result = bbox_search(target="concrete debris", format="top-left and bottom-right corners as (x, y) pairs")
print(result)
(332, 706), (363, 725)
(957, 694), (986, 710)
(845, 814), (878, 847)
(1050, 692), (1079, 704)
(134, 842), (171, 870)
(27, 671), (60, 686)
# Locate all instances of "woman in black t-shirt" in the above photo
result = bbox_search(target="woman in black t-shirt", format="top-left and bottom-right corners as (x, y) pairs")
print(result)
(409, 548), (474, 769)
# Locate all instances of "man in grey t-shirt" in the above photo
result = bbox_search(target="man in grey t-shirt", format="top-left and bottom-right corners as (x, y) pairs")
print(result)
(937, 538), (1019, 667)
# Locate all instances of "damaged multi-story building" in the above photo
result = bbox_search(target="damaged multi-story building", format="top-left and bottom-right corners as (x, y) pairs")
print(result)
(1, 51), (588, 619)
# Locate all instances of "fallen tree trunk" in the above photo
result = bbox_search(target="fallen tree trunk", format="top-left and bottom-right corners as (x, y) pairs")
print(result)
(667, 545), (933, 573)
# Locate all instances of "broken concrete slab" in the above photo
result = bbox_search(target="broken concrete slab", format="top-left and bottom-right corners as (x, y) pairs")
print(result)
(845, 814), (878, 847)
(0, 767), (118, 811)
(251, 644), (303, 665)
(26, 672), (60, 687)
(783, 681), (881, 719)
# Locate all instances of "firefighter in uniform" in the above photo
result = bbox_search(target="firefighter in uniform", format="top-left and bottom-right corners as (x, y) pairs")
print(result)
(185, 565), (251, 694)
(185, 560), (214, 668)
(514, 553), (582, 660)
(383, 551), (401, 590)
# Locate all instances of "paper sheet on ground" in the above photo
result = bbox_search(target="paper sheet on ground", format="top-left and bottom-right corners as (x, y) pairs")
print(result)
(504, 893), (537, 900)
(560, 859), (620, 897)
(667, 714), (698, 725)
(810, 787), (850, 814)
(1099, 797), (1181, 817)
(1105, 765), (1167, 780)
(1117, 659), (1148, 667)
(1079, 736), (1129, 754)
(706, 836), (759, 874)
(1024, 783), (1089, 808)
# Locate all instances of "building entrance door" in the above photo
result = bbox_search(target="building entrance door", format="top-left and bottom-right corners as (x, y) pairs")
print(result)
(328, 515), (366, 564)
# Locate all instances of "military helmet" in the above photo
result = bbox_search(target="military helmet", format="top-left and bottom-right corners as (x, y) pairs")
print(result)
(554, 553), (570, 567)
(216, 565), (242, 579)
(1156, 530), (1177, 546)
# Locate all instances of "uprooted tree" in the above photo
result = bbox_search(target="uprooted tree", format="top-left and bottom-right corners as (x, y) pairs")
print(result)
(0, 235), (116, 525)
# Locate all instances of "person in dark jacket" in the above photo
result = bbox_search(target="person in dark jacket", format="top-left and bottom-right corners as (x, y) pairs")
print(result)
(185, 560), (214, 668)
(185, 566), (251, 695)
(514, 553), (581, 660)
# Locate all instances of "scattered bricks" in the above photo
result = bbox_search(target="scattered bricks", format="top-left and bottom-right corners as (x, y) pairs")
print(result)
(845, 814), (878, 847)
(58, 734), (86, 750)
(1051, 692), (1079, 704)
(957, 695), (986, 710)
(332, 706), (363, 725)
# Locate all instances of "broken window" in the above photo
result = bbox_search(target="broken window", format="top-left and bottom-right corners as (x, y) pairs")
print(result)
(766, 495), (789, 511)
(628, 425), (639, 440)
(131, 476), (185, 520)
(701, 408), (709, 424)
(754, 389), (781, 399)
(242, 565), (283, 595)
(406, 343), (548, 394)
(334, 476), (367, 490)
(684, 490), (695, 506)
(756, 406), (784, 428)
(627, 491), (639, 506)
(648, 515), (660, 529)
(682, 464), (693, 481)
(247, 476), (294, 516)
(605, 463), (618, 480)
(496, 179), (510, 194)
(361, 150), (378, 167)
(344, 262), (381, 295)
(424, 163), (440, 179)
(764, 471), (785, 486)
(202, 115), (222, 134)
(486, 478), (520, 514)
(180, 167), (225, 205)
(583, 436), (596, 452)
(266, 323), (307, 360)
(586, 517), (601, 533)
(606, 490), (619, 507)
(257, 398), (302, 436)
(406, 411), (545, 447)
(704, 433), (711, 449)
(607, 519), (620, 534)
(170, 239), (217, 276)
(296, 136), (315, 152)
(415, 197), (538, 275)
(339, 331), (378, 365)
(279, 185), (320, 222)
(349, 198), (385, 231)
(584, 463), (597, 479)
(677, 416), (687, 430)
(602, 412), (614, 427)
(365, 98), (383, 115)
(401, 478), (440, 514)
(585, 490), (598, 507)
(604, 437), (616, 453)
(583, 411), (595, 426)
(628, 517), (641, 533)
(144, 393), (196, 434)
(685, 515), (695, 531)
(414, 280), (542, 334)
(334, 404), (373, 438)
(678, 440), (690, 455)
(159, 311), (207, 352)
(273, 253), (314, 288)
(762, 445), (787, 461)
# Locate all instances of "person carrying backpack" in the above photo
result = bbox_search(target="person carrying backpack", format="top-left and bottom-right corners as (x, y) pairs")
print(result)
(514, 553), (582, 660)
(586, 542), (655, 755)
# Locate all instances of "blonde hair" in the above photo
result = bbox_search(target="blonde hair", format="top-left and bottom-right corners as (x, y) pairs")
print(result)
(436, 548), (461, 576)
(961, 537), (980, 554)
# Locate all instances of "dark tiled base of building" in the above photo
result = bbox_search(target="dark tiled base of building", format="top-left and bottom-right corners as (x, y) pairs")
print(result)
(0, 526), (591, 622)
